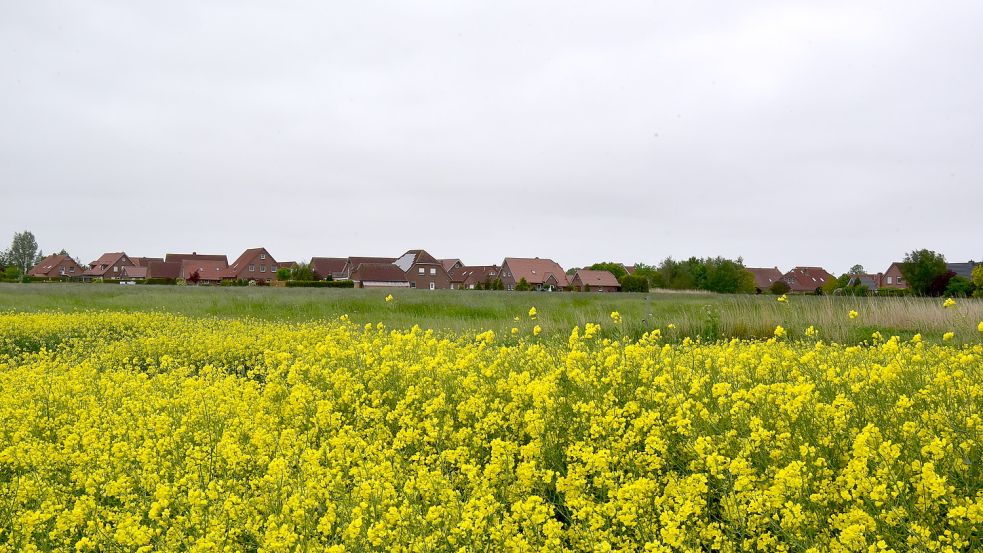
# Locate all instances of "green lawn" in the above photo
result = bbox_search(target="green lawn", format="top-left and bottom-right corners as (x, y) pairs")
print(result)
(1, 282), (981, 344)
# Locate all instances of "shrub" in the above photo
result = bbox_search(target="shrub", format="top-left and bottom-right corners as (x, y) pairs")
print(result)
(515, 278), (531, 291)
(220, 279), (249, 287)
(620, 274), (649, 293)
(973, 265), (983, 298)
(284, 280), (354, 288)
(944, 275), (974, 297)
(876, 288), (911, 297)
(141, 278), (176, 285)
(769, 280), (790, 295)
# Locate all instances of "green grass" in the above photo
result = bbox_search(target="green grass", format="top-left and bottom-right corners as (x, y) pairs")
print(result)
(1, 282), (981, 344)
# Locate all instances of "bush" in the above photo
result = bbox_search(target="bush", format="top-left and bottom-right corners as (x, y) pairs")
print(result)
(620, 274), (649, 293)
(769, 280), (790, 295)
(141, 278), (176, 285)
(220, 279), (249, 287)
(876, 288), (911, 297)
(944, 275), (974, 297)
(515, 278), (531, 291)
(284, 280), (354, 288)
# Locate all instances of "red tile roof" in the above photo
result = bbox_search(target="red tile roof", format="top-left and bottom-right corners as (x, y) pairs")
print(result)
(311, 257), (349, 279)
(121, 266), (148, 279)
(165, 253), (229, 264)
(503, 257), (569, 287)
(747, 267), (784, 291)
(351, 263), (408, 283)
(223, 248), (275, 279)
(782, 266), (834, 292)
(83, 252), (130, 276)
(450, 265), (500, 286)
(440, 259), (463, 272)
(572, 269), (620, 288)
(29, 254), (75, 277)
(146, 261), (181, 280)
(181, 259), (228, 281)
(130, 257), (164, 267)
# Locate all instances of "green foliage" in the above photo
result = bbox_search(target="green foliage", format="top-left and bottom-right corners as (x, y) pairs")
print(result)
(284, 280), (354, 288)
(276, 268), (291, 280)
(5, 266), (22, 280)
(515, 278), (531, 291)
(619, 275), (649, 293)
(944, 275), (975, 297)
(848, 264), (866, 275)
(289, 262), (316, 282)
(900, 249), (947, 296)
(635, 257), (753, 294)
(5, 230), (40, 275)
(141, 278), (177, 285)
(769, 280), (790, 295)
(588, 262), (628, 281)
(974, 265), (983, 298)
(220, 279), (249, 287)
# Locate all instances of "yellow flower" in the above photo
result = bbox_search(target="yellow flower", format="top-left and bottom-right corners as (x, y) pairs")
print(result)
(943, 297), (956, 308)
(667, 323), (676, 330)
(511, 327), (519, 335)
(774, 325), (786, 338)
(385, 294), (393, 303)
(528, 307), (537, 319)
(848, 310), (859, 319)
(805, 325), (816, 337)
(777, 294), (788, 303)
(943, 331), (954, 342)
(532, 325), (541, 336)
(610, 311), (622, 324)
(978, 321), (983, 334)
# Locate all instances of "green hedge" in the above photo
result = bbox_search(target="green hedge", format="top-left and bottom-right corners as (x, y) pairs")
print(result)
(220, 279), (249, 287)
(285, 280), (355, 288)
(139, 278), (176, 285)
(876, 288), (912, 297)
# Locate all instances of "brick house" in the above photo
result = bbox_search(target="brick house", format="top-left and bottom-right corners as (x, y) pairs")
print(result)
(880, 262), (907, 289)
(146, 261), (182, 281)
(165, 252), (230, 265)
(181, 259), (228, 284)
(83, 252), (134, 280)
(28, 254), (84, 279)
(394, 249), (451, 290)
(441, 259), (464, 273)
(449, 265), (500, 289)
(498, 257), (569, 291)
(350, 263), (410, 288)
(222, 247), (279, 283)
(120, 266), (148, 280)
(343, 257), (397, 280)
(781, 266), (835, 294)
(747, 267), (784, 293)
(130, 257), (164, 267)
(310, 257), (349, 280)
(569, 269), (621, 292)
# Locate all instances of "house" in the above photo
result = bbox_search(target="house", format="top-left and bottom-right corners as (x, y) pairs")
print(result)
(847, 273), (883, 291)
(621, 264), (637, 275)
(83, 252), (134, 280)
(28, 254), (84, 279)
(130, 257), (164, 267)
(310, 257), (349, 280)
(222, 247), (279, 283)
(570, 269), (621, 292)
(145, 261), (182, 281)
(781, 266), (835, 294)
(499, 257), (569, 291)
(350, 263), (410, 288)
(394, 249), (451, 290)
(947, 261), (979, 280)
(880, 262), (907, 289)
(180, 259), (228, 284)
(747, 267), (784, 293)
(119, 266), (148, 280)
(343, 257), (397, 279)
(449, 265), (500, 289)
(165, 252), (229, 265)
(441, 259), (464, 273)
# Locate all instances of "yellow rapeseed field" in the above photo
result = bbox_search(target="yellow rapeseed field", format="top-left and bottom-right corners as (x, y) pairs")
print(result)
(0, 311), (980, 552)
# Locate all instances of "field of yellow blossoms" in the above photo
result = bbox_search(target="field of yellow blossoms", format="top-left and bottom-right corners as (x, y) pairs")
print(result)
(0, 310), (981, 552)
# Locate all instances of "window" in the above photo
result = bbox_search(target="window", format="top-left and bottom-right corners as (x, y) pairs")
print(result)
(260, 254), (266, 260)
(886, 276), (893, 284)
(113, 266), (118, 272)
(271, 265), (277, 272)
(418, 267), (425, 274)
(429, 282), (435, 290)
(410, 282), (416, 288)
(260, 265), (266, 272)
(249, 264), (255, 272)
(430, 268), (436, 275)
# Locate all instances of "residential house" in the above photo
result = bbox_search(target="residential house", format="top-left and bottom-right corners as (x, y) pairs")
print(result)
(747, 267), (784, 293)
(621, 264), (637, 275)
(880, 262), (907, 289)
(570, 269), (621, 292)
(449, 265), (500, 290)
(350, 263), (410, 288)
(781, 266), (835, 294)
(847, 273), (883, 291)
(165, 252), (229, 265)
(180, 259), (228, 284)
(343, 257), (397, 279)
(222, 248), (279, 283)
(28, 254), (84, 279)
(947, 261), (979, 280)
(130, 257), (164, 267)
(83, 252), (134, 280)
(145, 261), (182, 281)
(499, 257), (569, 291)
(119, 266), (148, 280)
(441, 259), (464, 273)
(394, 249), (451, 290)
(310, 257), (349, 280)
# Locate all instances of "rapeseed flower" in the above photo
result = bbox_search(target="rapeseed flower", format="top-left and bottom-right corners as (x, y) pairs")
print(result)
(528, 307), (537, 319)
(849, 310), (859, 319)
(777, 294), (788, 303)
(943, 297), (956, 308)
(943, 331), (955, 341)
(385, 294), (394, 302)
(532, 324), (541, 336)
(774, 325), (787, 338)
(610, 311), (622, 324)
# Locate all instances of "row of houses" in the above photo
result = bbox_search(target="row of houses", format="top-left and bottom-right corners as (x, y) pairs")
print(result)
(27, 247), (627, 292)
(746, 260), (980, 294)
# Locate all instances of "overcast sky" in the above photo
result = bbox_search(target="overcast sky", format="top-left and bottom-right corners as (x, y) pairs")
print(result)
(1, 1), (981, 274)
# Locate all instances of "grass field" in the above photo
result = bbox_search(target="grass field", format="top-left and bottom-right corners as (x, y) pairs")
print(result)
(1, 282), (982, 344)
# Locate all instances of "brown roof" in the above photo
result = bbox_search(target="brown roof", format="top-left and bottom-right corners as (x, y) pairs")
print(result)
(782, 266), (835, 292)
(450, 265), (500, 285)
(121, 266), (148, 279)
(146, 261), (181, 280)
(351, 263), (408, 283)
(572, 269), (620, 288)
(503, 257), (569, 287)
(440, 259), (463, 272)
(83, 252), (130, 276)
(165, 253), (229, 264)
(130, 257), (164, 267)
(29, 254), (70, 276)
(181, 259), (228, 281)
(621, 264), (636, 275)
(311, 257), (348, 278)
(747, 267), (784, 290)
(223, 248), (275, 278)
(348, 256), (396, 269)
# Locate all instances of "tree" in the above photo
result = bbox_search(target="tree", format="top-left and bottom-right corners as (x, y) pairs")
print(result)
(769, 280), (790, 295)
(588, 262), (628, 281)
(289, 262), (316, 281)
(620, 274), (649, 293)
(973, 265), (983, 298)
(927, 271), (956, 297)
(187, 270), (201, 285)
(900, 249), (947, 296)
(276, 267), (291, 280)
(5, 231), (40, 275)
(848, 264), (866, 275)
(944, 275), (974, 297)
(515, 277), (531, 291)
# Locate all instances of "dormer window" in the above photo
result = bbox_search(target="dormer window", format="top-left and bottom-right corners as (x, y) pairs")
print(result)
(260, 254), (266, 260)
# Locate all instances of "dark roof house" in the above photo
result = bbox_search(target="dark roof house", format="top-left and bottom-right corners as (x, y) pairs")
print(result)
(498, 257), (569, 291)
(747, 267), (784, 293)
(83, 252), (134, 279)
(350, 263), (410, 288)
(782, 266), (834, 293)
(28, 254), (84, 278)
(570, 269), (620, 292)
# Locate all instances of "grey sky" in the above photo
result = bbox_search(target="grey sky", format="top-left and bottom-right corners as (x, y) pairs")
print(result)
(2, 1), (981, 275)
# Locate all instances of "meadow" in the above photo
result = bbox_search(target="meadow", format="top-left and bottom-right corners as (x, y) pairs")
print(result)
(1, 282), (983, 344)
